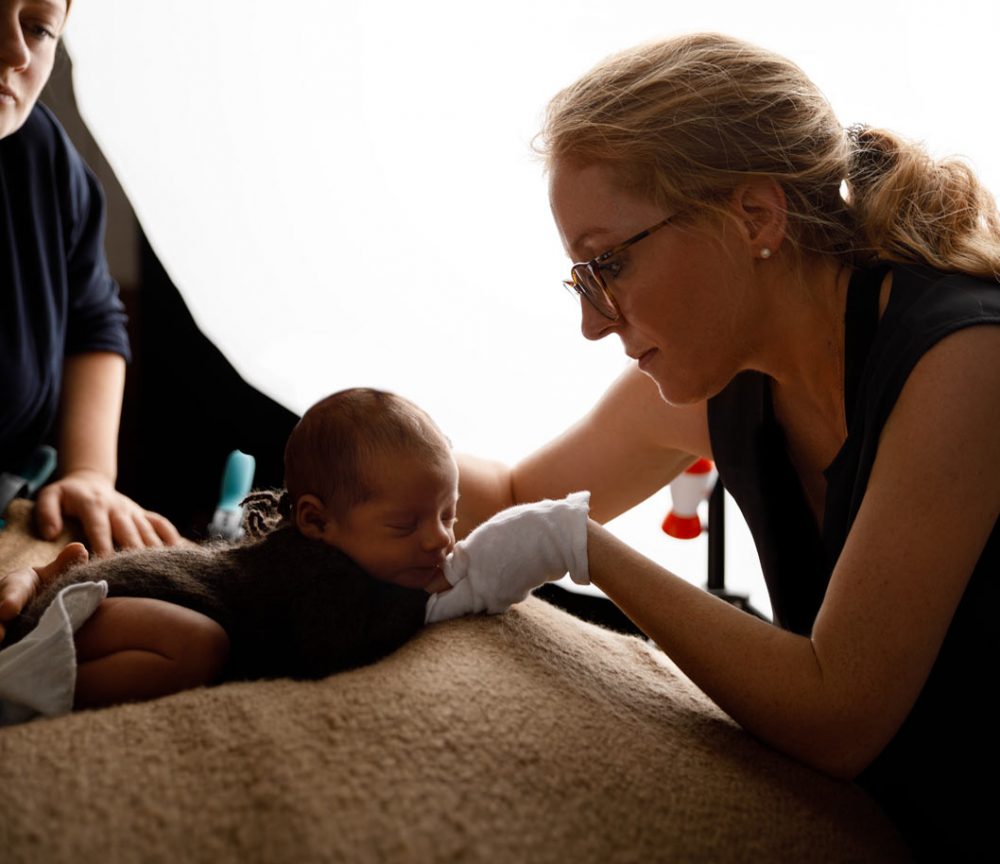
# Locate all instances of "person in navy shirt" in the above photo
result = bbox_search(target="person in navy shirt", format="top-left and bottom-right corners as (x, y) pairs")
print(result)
(1, 0), (177, 554)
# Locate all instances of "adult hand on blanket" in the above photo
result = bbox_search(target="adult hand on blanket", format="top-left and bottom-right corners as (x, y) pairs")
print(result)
(36, 470), (181, 556)
(0, 543), (89, 644)
(425, 491), (590, 624)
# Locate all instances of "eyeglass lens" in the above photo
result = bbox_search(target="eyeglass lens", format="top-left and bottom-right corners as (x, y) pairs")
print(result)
(570, 264), (618, 319)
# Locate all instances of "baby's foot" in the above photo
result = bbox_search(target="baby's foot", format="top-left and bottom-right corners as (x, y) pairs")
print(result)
(0, 543), (89, 639)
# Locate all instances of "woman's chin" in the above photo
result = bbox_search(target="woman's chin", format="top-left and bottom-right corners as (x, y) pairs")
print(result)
(643, 365), (716, 407)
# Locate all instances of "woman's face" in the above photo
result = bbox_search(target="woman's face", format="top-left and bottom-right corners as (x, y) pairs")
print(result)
(0, 0), (65, 139)
(549, 160), (760, 406)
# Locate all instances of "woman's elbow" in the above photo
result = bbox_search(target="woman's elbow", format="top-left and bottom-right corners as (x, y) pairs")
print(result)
(784, 709), (893, 781)
(807, 747), (873, 782)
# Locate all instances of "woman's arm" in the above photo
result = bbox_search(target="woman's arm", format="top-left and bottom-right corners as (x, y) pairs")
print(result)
(589, 326), (1000, 778)
(34, 352), (180, 554)
(456, 364), (710, 535)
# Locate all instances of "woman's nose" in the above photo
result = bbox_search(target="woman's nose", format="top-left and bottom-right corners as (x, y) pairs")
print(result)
(580, 297), (617, 341)
(0, 17), (30, 72)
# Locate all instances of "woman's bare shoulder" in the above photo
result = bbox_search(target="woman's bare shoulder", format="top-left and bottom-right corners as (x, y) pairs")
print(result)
(810, 323), (1000, 774)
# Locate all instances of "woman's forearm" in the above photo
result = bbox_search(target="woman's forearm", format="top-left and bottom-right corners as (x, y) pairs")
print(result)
(58, 352), (126, 481)
(455, 454), (516, 538)
(587, 521), (876, 779)
(35, 351), (179, 551)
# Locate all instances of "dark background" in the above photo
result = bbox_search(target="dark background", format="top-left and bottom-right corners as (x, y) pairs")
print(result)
(42, 44), (298, 538)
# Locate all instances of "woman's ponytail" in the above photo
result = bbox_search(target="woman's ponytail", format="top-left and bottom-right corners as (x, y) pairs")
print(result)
(846, 125), (1000, 278)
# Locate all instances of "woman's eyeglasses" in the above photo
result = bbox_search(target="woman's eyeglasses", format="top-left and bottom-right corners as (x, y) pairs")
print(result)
(562, 216), (675, 321)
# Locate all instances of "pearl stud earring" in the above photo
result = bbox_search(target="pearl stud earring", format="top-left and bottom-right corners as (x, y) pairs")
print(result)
(759, 247), (772, 259)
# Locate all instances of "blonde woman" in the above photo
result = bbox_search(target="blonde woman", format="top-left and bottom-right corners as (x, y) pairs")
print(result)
(458, 34), (998, 858)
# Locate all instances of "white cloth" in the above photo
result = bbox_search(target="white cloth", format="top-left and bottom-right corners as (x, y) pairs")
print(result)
(425, 491), (590, 624)
(0, 580), (106, 726)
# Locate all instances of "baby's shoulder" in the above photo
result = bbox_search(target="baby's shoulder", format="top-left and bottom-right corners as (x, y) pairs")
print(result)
(238, 527), (362, 579)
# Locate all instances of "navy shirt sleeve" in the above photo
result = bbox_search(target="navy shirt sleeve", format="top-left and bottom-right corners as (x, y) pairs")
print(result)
(0, 102), (130, 469)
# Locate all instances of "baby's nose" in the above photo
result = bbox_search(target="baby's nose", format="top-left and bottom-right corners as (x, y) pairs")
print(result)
(422, 520), (453, 553)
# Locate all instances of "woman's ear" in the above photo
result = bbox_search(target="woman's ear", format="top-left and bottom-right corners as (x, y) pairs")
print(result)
(295, 494), (333, 540)
(731, 178), (788, 258)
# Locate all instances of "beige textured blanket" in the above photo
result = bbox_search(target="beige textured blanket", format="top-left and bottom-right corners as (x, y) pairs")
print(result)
(0, 501), (908, 863)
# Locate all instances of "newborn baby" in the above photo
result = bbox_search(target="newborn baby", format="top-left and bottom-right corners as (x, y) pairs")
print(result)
(0, 388), (589, 714)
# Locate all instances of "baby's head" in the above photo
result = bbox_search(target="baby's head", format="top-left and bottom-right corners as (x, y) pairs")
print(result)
(285, 388), (458, 591)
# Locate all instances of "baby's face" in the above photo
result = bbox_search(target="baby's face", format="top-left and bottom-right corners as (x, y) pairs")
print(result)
(320, 452), (459, 591)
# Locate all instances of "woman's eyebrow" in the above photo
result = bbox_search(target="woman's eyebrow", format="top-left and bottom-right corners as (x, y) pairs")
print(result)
(29, 0), (66, 23)
(569, 228), (613, 259)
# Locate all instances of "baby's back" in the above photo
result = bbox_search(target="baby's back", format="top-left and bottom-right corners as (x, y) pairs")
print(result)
(9, 528), (428, 681)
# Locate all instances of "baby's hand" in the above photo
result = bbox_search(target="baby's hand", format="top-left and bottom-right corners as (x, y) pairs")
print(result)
(425, 492), (589, 623)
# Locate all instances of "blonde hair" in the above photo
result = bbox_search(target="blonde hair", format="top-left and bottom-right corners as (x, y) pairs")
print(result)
(539, 33), (1000, 279)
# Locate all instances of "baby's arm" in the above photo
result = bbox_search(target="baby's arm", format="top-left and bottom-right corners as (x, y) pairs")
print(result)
(73, 597), (230, 708)
(425, 491), (590, 623)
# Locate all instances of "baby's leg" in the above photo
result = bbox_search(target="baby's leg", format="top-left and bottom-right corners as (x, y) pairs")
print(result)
(73, 597), (230, 709)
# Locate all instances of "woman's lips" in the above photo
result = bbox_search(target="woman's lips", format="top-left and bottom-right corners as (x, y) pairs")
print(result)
(638, 348), (657, 371)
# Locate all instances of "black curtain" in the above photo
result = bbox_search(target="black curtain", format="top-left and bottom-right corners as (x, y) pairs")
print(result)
(116, 235), (298, 538)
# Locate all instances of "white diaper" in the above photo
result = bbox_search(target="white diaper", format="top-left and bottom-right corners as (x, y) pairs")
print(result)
(0, 581), (107, 726)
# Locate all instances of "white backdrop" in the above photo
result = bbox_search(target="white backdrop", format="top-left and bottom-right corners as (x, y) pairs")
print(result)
(63, 0), (1000, 615)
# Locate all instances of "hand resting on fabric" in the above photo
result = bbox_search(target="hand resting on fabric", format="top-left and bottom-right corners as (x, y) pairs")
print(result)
(426, 491), (590, 624)
(0, 543), (89, 644)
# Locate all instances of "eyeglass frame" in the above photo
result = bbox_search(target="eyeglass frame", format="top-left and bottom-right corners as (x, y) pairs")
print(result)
(562, 215), (676, 321)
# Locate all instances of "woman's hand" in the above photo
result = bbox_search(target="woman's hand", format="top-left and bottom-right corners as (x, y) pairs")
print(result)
(42, 353), (179, 555)
(34, 469), (180, 556)
(0, 542), (89, 643)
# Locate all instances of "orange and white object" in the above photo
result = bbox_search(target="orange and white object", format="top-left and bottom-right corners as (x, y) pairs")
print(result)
(662, 459), (716, 539)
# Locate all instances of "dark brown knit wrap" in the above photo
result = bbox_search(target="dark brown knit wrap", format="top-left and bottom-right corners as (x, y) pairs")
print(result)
(6, 527), (429, 681)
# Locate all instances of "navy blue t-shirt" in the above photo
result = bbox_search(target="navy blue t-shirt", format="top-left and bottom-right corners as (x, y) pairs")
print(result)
(0, 102), (130, 471)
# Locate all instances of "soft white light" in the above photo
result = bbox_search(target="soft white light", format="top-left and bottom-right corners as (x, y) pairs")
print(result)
(63, 1), (999, 617)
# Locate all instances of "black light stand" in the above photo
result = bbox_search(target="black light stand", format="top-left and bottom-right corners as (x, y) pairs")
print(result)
(706, 480), (768, 620)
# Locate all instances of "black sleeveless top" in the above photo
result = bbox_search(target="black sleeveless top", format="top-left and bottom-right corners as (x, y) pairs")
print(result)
(707, 265), (999, 860)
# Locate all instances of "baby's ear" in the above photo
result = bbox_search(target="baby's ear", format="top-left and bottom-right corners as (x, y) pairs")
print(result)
(295, 495), (333, 540)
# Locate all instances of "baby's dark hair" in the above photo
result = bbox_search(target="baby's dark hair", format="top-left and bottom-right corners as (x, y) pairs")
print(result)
(283, 388), (451, 518)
